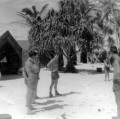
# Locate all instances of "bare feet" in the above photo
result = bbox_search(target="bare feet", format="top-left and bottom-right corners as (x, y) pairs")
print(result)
(27, 107), (35, 115)
(49, 93), (53, 98)
(55, 92), (62, 96)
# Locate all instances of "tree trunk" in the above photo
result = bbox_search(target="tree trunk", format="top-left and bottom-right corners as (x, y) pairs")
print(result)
(70, 50), (77, 65)
(116, 27), (120, 48)
(64, 58), (78, 73)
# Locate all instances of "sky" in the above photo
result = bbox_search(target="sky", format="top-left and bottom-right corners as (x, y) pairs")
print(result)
(0, 0), (60, 23)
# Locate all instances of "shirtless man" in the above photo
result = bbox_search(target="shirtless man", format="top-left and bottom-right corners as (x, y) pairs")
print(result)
(23, 49), (40, 114)
(110, 46), (120, 119)
(47, 55), (62, 98)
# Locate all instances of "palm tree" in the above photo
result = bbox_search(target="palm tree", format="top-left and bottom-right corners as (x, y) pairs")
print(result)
(98, 0), (120, 47)
(18, 4), (62, 69)
(26, 0), (102, 72)
(93, 11), (114, 51)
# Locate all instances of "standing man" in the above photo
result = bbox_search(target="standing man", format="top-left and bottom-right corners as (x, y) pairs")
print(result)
(110, 46), (120, 119)
(33, 51), (41, 100)
(23, 49), (40, 114)
(47, 54), (62, 98)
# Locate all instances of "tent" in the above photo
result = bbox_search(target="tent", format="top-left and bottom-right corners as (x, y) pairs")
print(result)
(0, 31), (22, 74)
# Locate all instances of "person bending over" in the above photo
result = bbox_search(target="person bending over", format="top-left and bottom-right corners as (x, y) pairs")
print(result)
(47, 55), (62, 98)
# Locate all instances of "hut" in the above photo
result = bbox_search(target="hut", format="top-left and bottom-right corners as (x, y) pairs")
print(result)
(0, 31), (22, 74)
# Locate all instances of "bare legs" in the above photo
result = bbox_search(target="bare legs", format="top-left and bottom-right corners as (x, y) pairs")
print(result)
(26, 86), (35, 114)
(49, 80), (54, 97)
(49, 79), (61, 97)
(105, 71), (109, 81)
(32, 80), (40, 104)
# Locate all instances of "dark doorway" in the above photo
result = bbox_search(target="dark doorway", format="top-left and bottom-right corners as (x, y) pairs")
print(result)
(0, 42), (21, 74)
(81, 52), (87, 63)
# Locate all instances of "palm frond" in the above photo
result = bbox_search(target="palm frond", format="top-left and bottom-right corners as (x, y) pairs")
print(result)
(32, 5), (38, 17)
(21, 8), (34, 17)
(39, 4), (49, 16)
(17, 12), (33, 26)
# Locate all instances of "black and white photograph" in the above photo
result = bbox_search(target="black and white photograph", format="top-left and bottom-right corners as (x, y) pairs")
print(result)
(0, 0), (120, 119)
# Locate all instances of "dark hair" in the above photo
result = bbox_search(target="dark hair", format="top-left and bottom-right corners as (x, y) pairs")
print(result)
(110, 46), (118, 54)
(29, 49), (38, 57)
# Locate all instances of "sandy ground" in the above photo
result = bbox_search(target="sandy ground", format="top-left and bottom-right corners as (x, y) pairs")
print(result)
(0, 63), (117, 119)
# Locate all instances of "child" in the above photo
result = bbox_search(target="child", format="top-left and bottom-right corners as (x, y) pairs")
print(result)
(104, 57), (110, 81)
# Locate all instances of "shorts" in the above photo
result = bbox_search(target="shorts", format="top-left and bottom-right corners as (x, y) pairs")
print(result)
(51, 71), (59, 80)
(104, 66), (110, 72)
(25, 76), (36, 90)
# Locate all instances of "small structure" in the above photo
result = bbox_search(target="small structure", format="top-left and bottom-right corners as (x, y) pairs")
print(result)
(0, 114), (12, 119)
(96, 67), (102, 72)
(0, 31), (22, 74)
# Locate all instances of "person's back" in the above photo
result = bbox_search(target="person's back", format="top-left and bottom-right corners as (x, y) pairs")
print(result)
(47, 55), (61, 97)
(47, 55), (58, 72)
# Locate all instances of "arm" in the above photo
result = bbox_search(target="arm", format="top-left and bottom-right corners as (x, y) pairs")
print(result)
(22, 68), (28, 79)
(47, 59), (53, 70)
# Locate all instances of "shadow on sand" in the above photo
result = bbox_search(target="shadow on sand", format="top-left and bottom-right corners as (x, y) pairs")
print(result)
(42, 104), (68, 111)
(60, 91), (81, 97)
(39, 91), (81, 100)
(0, 75), (23, 81)
(77, 69), (113, 75)
(33, 104), (68, 113)
(32, 91), (80, 113)
(33, 100), (63, 106)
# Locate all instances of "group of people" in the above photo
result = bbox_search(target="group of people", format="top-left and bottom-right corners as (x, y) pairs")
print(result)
(23, 46), (120, 119)
(22, 48), (61, 114)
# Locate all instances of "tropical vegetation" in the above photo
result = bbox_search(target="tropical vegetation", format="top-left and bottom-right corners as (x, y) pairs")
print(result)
(18, 0), (120, 73)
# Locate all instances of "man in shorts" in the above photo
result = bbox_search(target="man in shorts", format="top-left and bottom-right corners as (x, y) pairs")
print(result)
(110, 46), (120, 119)
(23, 49), (40, 114)
(33, 51), (41, 100)
(47, 54), (62, 98)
